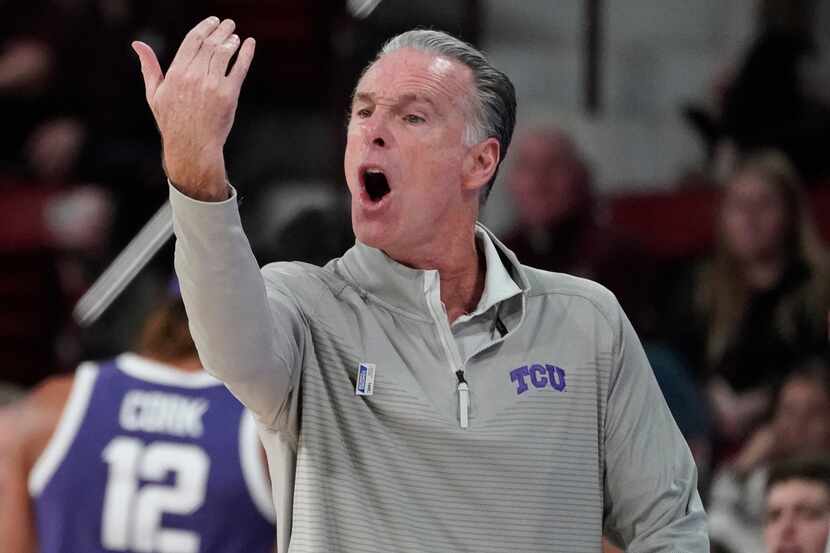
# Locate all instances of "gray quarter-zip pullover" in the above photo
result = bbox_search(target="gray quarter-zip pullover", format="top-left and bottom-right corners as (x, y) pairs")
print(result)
(170, 184), (708, 553)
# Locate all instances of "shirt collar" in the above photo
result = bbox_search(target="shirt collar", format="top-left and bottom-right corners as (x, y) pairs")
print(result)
(454, 226), (522, 323)
(335, 223), (529, 324)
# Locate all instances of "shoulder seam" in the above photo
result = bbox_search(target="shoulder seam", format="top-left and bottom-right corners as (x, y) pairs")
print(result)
(526, 286), (618, 339)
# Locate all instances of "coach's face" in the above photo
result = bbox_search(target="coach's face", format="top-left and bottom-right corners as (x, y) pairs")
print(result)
(344, 48), (490, 259)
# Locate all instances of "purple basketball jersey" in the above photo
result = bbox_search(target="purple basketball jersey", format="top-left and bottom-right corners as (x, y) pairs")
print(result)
(29, 354), (275, 553)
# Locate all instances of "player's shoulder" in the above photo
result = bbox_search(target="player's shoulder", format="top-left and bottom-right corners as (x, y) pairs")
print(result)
(25, 374), (75, 421)
(4, 373), (76, 470)
(520, 264), (622, 324)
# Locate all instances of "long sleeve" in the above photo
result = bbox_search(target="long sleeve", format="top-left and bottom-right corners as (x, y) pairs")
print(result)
(170, 183), (305, 427)
(602, 303), (709, 552)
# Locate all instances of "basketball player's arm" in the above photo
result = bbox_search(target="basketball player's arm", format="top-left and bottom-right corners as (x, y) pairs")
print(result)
(601, 307), (709, 552)
(134, 19), (301, 425)
(0, 377), (72, 553)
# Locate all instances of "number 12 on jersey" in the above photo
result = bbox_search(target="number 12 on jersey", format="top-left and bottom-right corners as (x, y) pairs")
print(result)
(101, 436), (210, 553)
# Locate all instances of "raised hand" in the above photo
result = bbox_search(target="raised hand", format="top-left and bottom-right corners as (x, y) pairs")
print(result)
(132, 17), (255, 201)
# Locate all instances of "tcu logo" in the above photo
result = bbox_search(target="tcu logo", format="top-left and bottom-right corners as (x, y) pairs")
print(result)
(510, 364), (566, 394)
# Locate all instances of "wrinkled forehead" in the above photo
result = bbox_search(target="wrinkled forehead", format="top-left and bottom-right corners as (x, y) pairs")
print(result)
(354, 48), (475, 112)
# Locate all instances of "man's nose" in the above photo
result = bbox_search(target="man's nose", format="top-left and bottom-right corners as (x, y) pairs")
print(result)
(363, 114), (390, 148)
(779, 513), (797, 539)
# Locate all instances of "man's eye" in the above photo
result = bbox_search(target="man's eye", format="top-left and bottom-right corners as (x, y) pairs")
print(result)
(355, 108), (372, 119)
(797, 505), (828, 520)
(404, 114), (425, 124)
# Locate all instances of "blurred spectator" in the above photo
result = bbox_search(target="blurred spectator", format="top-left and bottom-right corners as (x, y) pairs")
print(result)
(246, 179), (352, 265)
(0, 179), (113, 387)
(0, 2), (481, 388)
(719, 33), (830, 183)
(502, 127), (653, 329)
(685, 0), (830, 182)
(47, 0), (172, 248)
(665, 151), (830, 445)
(708, 359), (830, 553)
(0, 295), (276, 553)
(0, 0), (61, 174)
(645, 344), (713, 491)
(1, 0), (164, 183)
(0, 0), (172, 386)
(762, 456), (830, 553)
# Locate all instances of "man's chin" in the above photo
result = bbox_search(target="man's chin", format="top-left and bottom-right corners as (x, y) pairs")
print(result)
(352, 219), (394, 250)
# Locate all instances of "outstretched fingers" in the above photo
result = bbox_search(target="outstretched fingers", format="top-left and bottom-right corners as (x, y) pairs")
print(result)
(227, 37), (256, 92)
(131, 41), (163, 103)
(189, 18), (236, 76)
(168, 16), (221, 75)
(208, 34), (240, 78)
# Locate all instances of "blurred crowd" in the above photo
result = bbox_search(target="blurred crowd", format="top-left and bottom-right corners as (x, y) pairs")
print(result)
(1, 0), (392, 385)
(2, 1), (830, 552)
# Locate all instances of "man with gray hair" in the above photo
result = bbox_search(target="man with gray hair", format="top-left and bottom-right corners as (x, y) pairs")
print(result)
(132, 16), (707, 552)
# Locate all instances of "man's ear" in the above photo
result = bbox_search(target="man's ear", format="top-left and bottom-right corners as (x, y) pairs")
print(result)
(462, 137), (500, 193)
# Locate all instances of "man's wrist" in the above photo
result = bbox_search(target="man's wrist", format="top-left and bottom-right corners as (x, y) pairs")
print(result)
(168, 178), (231, 202)
(163, 145), (229, 202)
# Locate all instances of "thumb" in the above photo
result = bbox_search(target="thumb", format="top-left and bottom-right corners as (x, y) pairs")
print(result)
(131, 41), (163, 103)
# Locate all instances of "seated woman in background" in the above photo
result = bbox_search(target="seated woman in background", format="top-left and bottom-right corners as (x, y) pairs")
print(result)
(667, 150), (829, 451)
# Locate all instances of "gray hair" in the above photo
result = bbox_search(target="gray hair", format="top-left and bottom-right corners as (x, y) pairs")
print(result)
(371, 29), (517, 202)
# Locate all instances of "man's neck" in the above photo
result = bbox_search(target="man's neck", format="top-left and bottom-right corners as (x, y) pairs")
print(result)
(389, 225), (486, 324)
(439, 242), (486, 323)
(145, 353), (203, 373)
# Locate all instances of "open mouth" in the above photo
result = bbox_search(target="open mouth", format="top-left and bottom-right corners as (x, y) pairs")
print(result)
(362, 169), (391, 203)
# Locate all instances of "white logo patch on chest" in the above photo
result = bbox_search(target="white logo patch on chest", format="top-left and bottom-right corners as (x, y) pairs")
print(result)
(355, 363), (376, 396)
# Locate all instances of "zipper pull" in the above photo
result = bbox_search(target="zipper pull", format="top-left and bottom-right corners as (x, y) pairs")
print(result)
(455, 370), (469, 429)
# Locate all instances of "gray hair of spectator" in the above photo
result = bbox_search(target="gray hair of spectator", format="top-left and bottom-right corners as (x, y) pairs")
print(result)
(367, 29), (517, 203)
(766, 456), (830, 496)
